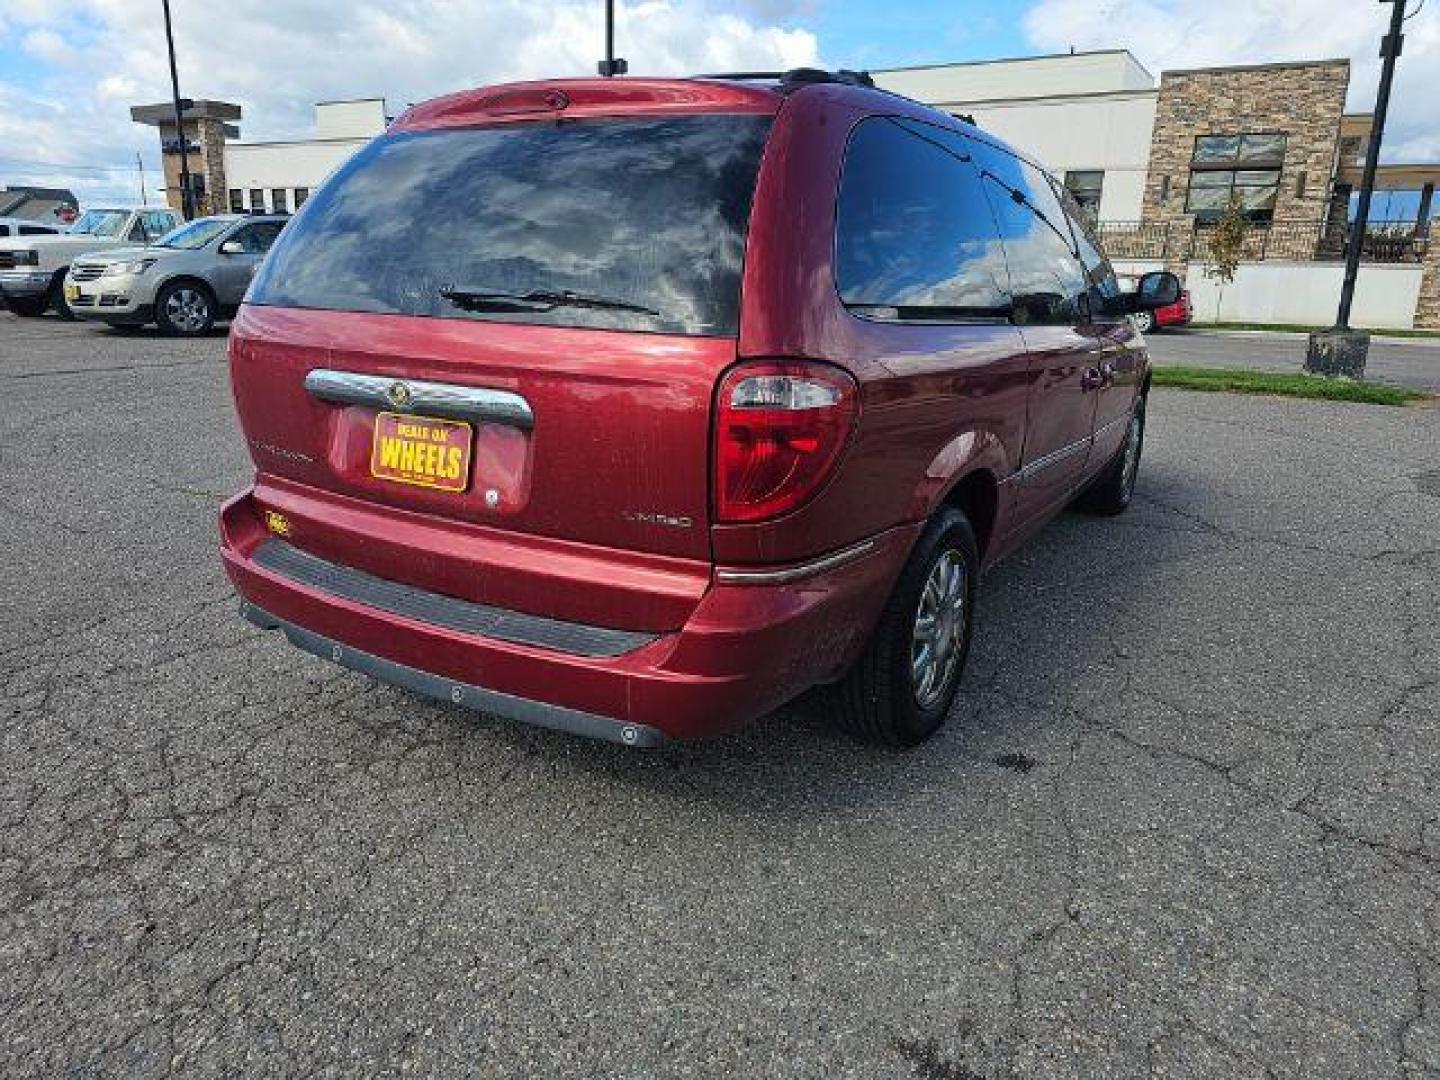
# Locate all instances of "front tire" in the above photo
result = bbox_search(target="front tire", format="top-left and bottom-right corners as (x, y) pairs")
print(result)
(47, 273), (75, 321)
(155, 281), (215, 337)
(1131, 310), (1156, 334)
(832, 508), (979, 746)
(1077, 395), (1146, 516)
(5, 295), (48, 318)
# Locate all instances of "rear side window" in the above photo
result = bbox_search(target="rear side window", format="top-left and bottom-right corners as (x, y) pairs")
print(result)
(834, 118), (1009, 321)
(970, 145), (1090, 326)
(249, 114), (772, 337)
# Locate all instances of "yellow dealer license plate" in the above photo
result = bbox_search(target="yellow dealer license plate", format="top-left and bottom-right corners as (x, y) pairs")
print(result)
(65, 284), (81, 302)
(370, 412), (472, 493)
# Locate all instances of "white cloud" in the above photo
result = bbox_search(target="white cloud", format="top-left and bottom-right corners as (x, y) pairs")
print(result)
(22, 28), (76, 64)
(1023, 0), (1440, 166)
(0, 0), (819, 206)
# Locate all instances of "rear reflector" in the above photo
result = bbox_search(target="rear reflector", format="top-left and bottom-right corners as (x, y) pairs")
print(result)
(713, 361), (858, 524)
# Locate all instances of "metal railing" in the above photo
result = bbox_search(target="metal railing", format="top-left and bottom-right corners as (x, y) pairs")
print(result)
(1095, 218), (1431, 265)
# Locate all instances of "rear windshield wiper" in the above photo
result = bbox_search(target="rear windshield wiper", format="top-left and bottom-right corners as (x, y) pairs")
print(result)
(439, 286), (659, 317)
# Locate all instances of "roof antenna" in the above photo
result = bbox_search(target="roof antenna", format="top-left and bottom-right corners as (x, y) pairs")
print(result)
(598, 0), (628, 76)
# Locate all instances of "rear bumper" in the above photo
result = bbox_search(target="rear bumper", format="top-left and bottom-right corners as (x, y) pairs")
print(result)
(221, 489), (918, 742)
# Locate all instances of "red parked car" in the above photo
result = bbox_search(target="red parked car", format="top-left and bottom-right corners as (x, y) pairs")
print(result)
(1120, 274), (1191, 332)
(221, 69), (1178, 746)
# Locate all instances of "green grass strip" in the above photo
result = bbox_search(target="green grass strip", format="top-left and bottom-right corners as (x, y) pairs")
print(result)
(1152, 365), (1426, 406)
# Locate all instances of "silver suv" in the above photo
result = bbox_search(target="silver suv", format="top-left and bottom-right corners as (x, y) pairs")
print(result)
(65, 215), (287, 335)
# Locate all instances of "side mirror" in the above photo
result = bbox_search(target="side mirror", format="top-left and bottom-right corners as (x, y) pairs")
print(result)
(218, 240), (244, 255)
(1135, 271), (1181, 310)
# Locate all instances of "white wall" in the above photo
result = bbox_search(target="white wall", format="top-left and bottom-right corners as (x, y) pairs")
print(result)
(315, 99), (388, 140)
(873, 51), (1153, 103)
(1114, 260), (1424, 329)
(224, 139), (366, 190)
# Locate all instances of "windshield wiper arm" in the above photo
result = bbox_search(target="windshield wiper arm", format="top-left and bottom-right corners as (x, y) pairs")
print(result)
(439, 286), (659, 317)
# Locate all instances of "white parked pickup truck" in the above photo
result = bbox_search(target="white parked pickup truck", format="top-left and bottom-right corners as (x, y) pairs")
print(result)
(0, 207), (181, 318)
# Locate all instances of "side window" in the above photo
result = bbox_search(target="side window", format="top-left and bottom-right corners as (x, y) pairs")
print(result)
(1052, 178), (1121, 311)
(228, 223), (284, 254)
(145, 211), (176, 240)
(834, 117), (1010, 321)
(971, 147), (1090, 325)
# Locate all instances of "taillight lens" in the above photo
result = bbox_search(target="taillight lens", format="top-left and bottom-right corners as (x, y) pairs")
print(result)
(713, 361), (858, 523)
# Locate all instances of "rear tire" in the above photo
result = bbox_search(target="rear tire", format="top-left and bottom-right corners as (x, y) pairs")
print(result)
(1077, 394), (1146, 516)
(47, 273), (75, 321)
(6, 295), (48, 318)
(1132, 310), (1156, 334)
(832, 508), (979, 746)
(155, 281), (215, 337)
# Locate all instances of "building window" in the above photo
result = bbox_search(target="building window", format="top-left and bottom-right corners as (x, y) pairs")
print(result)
(229, 189), (244, 213)
(249, 188), (265, 213)
(272, 188), (288, 214)
(294, 187), (310, 208)
(1185, 133), (1287, 220)
(1062, 171), (1104, 222)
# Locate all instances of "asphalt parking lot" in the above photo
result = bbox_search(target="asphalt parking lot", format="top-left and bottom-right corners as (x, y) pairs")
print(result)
(2, 312), (1438, 1078)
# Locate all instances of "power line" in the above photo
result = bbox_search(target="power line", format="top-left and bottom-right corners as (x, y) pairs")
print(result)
(0, 156), (161, 174)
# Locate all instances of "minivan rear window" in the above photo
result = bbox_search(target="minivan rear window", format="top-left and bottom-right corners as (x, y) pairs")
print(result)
(248, 114), (772, 337)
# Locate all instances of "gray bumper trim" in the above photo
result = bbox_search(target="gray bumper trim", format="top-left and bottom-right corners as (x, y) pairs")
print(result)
(253, 538), (656, 659)
(241, 601), (667, 748)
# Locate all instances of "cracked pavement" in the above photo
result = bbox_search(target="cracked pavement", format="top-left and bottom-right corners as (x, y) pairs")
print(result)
(1, 312), (1438, 1078)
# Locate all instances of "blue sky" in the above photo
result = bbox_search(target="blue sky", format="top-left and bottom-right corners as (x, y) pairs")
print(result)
(815, 0), (1026, 71)
(1, 0), (1437, 206)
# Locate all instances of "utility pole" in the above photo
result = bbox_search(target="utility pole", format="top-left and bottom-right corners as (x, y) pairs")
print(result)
(162, 0), (195, 219)
(137, 152), (148, 206)
(597, 0), (628, 76)
(1306, 0), (1409, 378)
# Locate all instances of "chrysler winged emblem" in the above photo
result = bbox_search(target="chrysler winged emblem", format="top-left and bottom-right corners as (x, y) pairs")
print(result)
(386, 381), (413, 409)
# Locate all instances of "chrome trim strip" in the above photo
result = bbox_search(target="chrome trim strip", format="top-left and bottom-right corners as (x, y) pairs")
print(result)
(241, 602), (666, 748)
(1018, 436), (1090, 481)
(715, 538), (878, 585)
(304, 369), (534, 429)
(1092, 411), (1130, 441)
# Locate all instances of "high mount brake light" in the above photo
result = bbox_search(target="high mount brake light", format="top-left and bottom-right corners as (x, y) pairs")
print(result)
(713, 361), (858, 524)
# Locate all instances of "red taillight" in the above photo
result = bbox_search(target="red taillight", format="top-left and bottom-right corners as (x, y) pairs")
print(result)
(713, 361), (858, 524)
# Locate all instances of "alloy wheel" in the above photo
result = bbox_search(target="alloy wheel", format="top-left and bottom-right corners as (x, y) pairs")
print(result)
(165, 288), (210, 334)
(1120, 412), (1143, 500)
(911, 548), (968, 709)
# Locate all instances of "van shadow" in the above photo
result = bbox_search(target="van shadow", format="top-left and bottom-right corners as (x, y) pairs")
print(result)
(443, 461), (1216, 818)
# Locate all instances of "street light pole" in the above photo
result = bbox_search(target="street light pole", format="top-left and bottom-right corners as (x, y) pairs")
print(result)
(1306, 0), (1409, 377)
(162, 0), (195, 219)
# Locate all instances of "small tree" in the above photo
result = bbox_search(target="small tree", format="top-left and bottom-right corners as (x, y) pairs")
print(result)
(1201, 193), (1250, 322)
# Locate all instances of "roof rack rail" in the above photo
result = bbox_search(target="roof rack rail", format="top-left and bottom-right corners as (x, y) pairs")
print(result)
(692, 67), (876, 91)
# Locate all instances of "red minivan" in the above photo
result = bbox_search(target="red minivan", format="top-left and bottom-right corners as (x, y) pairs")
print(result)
(221, 69), (1178, 746)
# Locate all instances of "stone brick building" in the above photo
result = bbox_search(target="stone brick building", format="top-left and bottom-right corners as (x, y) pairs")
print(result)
(1138, 60), (1352, 266)
(129, 100), (241, 219)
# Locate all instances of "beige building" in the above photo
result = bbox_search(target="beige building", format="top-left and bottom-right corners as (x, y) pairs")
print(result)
(223, 99), (390, 215)
(131, 98), (389, 219)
